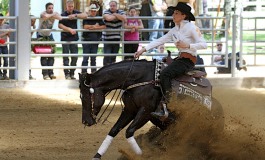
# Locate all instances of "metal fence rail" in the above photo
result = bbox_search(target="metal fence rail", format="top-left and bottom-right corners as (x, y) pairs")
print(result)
(1, 14), (264, 80)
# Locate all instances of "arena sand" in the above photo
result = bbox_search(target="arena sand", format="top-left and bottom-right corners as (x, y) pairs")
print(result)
(0, 86), (264, 160)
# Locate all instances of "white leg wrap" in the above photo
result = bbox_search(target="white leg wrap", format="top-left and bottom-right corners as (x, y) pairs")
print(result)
(97, 135), (113, 156)
(127, 136), (143, 155)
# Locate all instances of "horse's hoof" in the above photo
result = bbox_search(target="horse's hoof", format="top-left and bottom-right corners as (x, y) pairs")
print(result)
(92, 153), (101, 160)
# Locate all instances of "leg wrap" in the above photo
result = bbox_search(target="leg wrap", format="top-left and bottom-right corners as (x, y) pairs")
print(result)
(97, 135), (113, 156)
(127, 136), (143, 155)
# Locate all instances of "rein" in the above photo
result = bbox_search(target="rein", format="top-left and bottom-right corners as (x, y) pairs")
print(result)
(84, 59), (136, 124)
(99, 59), (136, 124)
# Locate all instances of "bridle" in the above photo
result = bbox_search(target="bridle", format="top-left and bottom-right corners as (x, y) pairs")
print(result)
(81, 60), (137, 124)
(81, 76), (123, 124)
(84, 80), (95, 94)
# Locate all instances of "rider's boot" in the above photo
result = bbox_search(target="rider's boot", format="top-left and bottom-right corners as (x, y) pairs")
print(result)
(151, 101), (169, 120)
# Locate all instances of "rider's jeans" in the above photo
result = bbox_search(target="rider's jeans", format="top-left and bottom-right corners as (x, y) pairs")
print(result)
(160, 58), (194, 102)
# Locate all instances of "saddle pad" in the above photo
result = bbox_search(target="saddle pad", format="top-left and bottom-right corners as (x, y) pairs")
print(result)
(171, 80), (212, 109)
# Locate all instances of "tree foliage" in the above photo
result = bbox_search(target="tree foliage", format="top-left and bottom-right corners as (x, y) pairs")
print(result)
(0, 0), (9, 15)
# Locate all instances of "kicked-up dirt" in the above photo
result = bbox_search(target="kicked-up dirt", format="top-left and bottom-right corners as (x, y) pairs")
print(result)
(0, 86), (265, 160)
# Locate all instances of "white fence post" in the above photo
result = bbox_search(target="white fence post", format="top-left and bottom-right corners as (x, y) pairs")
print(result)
(16, 0), (30, 80)
(231, 14), (238, 77)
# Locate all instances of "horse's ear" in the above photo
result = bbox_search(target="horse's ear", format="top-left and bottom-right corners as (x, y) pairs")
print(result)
(86, 73), (92, 84)
(78, 73), (84, 81)
(78, 73), (93, 83)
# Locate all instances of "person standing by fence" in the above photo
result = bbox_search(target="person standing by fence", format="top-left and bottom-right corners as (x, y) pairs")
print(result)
(30, 15), (37, 80)
(81, 4), (106, 73)
(0, 13), (10, 80)
(37, 2), (62, 80)
(58, 0), (87, 80)
(148, 0), (167, 42)
(123, 6), (143, 60)
(102, 1), (126, 66)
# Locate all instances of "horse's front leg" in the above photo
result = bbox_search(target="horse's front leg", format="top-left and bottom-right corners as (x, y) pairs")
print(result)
(93, 110), (135, 160)
(125, 106), (151, 155)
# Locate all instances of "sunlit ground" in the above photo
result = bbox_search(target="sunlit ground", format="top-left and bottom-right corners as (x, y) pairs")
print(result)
(22, 86), (123, 106)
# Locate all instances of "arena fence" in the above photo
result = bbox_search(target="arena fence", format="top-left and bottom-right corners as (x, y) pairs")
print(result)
(0, 14), (264, 80)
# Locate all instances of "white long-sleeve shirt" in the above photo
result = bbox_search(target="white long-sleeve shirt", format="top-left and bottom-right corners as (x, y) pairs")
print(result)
(145, 20), (207, 56)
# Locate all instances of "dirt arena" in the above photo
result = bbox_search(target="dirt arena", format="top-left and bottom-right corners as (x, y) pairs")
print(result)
(0, 85), (265, 160)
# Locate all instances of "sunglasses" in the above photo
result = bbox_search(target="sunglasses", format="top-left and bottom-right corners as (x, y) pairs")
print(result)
(217, 44), (222, 46)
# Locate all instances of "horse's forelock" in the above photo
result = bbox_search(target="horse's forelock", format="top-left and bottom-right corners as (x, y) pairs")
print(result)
(86, 73), (92, 84)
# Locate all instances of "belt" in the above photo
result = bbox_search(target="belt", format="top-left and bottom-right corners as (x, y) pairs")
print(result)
(179, 52), (197, 64)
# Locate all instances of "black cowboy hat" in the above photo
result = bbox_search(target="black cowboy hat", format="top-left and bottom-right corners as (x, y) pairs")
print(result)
(172, 2), (195, 21)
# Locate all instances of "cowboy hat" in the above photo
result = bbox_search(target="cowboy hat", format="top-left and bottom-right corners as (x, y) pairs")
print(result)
(172, 2), (195, 21)
(88, 3), (100, 11)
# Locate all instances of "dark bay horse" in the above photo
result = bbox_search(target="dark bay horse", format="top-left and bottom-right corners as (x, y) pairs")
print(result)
(79, 60), (224, 160)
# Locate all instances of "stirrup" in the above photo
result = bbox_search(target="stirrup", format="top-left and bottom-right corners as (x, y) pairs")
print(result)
(151, 103), (169, 120)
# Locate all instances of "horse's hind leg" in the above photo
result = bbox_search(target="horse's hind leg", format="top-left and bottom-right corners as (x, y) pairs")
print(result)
(93, 110), (135, 159)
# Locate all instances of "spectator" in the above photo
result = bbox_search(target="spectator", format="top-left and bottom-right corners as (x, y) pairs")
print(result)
(148, 0), (167, 42)
(82, 4), (106, 73)
(58, 0), (87, 80)
(152, 44), (166, 61)
(102, 1), (126, 66)
(213, 42), (224, 65)
(0, 13), (10, 80)
(37, 2), (62, 80)
(139, 0), (151, 41)
(213, 42), (228, 74)
(31, 16), (36, 37)
(214, 42), (247, 73)
(30, 15), (36, 80)
(124, 6), (143, 60)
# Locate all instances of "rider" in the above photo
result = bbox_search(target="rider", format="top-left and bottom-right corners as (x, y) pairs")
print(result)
(134, 2), (207, 119)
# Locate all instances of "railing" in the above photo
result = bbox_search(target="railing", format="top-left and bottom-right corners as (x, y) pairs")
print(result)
(1, 15), (265, 80)
(29, 16), (230, 73)
(0, 16), (17, 72)
(240, 16), (265, 66)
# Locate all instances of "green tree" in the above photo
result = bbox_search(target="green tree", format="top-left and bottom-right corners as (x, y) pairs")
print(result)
(0, 0), (9, 15)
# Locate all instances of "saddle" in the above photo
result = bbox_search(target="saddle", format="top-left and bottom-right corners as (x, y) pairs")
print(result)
(155, 53), (209, 88)
(154, 52), (212, 109)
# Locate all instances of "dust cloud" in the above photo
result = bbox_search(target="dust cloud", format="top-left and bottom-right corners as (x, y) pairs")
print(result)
(118, 88), (265, 160)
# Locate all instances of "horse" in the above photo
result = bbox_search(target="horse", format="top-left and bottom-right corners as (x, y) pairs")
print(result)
(79, 59), (224, 160)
